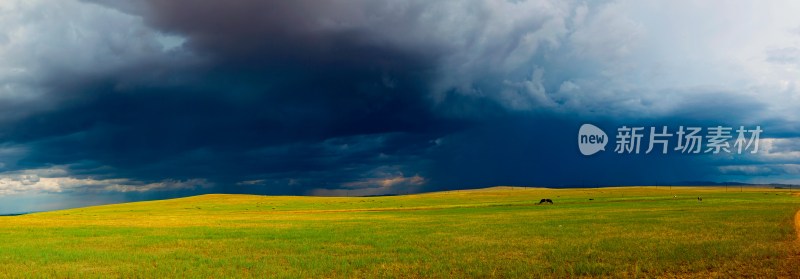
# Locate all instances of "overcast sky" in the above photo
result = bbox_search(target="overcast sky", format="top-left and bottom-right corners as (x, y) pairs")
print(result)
(1, 0), (799, 213)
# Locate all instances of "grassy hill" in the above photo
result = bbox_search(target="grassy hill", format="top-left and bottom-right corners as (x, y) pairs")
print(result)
(0, 187), (799, 278)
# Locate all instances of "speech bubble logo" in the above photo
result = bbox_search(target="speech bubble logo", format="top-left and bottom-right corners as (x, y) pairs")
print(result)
(578, 124), (608, 156)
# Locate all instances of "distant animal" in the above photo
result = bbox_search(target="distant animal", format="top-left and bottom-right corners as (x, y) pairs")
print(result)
(589, 198), (594, 201)
(697, 197), (702, 202)
(538, 199), (553, 205)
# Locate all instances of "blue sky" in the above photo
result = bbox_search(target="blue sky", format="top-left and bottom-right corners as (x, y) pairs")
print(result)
(0, 0), (799, 213)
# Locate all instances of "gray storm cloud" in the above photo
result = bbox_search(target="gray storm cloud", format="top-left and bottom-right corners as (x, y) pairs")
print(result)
(82, 0), (800, 119)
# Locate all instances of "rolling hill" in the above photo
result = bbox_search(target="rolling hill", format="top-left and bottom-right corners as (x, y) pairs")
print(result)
(0, 186), (798, 278)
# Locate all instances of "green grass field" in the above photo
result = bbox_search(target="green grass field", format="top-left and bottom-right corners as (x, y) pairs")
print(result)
(0, 186), (798, 278)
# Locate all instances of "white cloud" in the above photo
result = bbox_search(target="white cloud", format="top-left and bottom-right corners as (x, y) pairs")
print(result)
(102, 178), (211, 193)
(753, 137), (800, 162)
(309, 163), (426, 196)
(342, 174), (424, 189)
(718, 164), (800, 176)
(0, 0), (185, 119)
(401, 0), (800, 120)
(713, 137), (800, 183)
(0, 166), (211, 195)
(236, 179), (267, 186)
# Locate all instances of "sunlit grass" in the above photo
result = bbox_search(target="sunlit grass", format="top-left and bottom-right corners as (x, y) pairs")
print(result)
(0, 186), (798, 278)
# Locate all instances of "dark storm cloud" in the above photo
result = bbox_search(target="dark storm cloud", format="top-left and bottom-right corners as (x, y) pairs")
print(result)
(0, 0), (470, 195)
(4, 38), (454, 193)
(88, 0), (451, 70)
(0, 0), (798, 208)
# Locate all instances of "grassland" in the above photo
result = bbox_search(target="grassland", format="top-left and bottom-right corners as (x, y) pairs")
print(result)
(0, 186), (798, 278)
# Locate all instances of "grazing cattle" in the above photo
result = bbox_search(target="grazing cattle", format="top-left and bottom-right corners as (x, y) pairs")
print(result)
(697, 197), (702, 202)
(538, 199), (553, 205)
